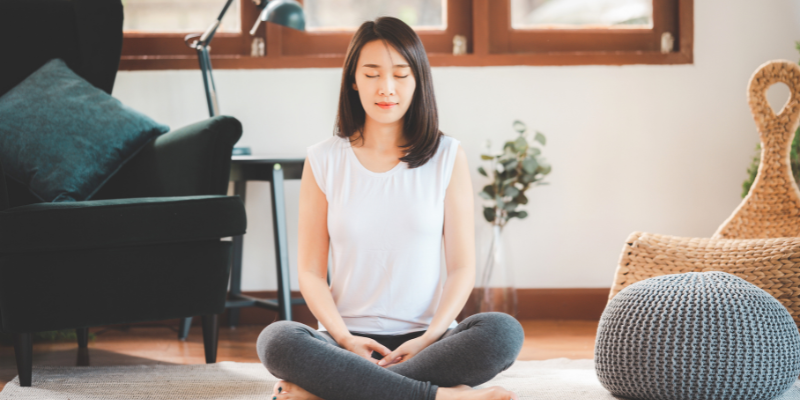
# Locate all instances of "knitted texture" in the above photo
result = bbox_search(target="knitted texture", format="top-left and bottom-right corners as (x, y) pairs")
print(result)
(596, 271), (800, 400)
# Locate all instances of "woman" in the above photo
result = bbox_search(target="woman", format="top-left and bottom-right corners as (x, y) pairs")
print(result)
(257, 16), (524, 400)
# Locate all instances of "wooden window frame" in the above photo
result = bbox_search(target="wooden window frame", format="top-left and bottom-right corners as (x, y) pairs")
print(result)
(119, 0), (692, 71)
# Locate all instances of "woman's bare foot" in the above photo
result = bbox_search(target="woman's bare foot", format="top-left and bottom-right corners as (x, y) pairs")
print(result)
(436, 385), (518, 400)
(272, 380), (323, 400)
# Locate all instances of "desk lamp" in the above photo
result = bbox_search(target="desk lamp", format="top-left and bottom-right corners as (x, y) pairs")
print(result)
(185, 0), (305, 118)
(176, 1), (304, 341)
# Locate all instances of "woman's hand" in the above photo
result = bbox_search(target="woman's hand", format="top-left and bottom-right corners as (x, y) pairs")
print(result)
(340, 335), (392, 365)
(377, 336), (432, 367)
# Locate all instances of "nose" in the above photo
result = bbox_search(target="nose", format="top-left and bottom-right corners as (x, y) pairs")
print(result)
(378, 75), (395, 96)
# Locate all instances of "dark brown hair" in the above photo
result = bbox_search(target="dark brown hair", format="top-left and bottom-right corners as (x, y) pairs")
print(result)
(334, 16), (443, 169)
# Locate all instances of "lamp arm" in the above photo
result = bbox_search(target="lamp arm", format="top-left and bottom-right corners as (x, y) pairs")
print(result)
(190, 0), (237, 118)
(250, 0), (270, 36)
(199, 0), (236, 46)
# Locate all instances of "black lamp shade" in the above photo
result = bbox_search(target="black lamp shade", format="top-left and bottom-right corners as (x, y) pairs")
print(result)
(264, 0), (305, 31)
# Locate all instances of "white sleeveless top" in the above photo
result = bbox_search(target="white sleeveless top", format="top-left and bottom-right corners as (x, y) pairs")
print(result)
(306, 134), (461, 335)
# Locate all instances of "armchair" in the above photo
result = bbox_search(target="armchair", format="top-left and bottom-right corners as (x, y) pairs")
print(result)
(0, 0), (247, 387)
(609, 60), (800, 326)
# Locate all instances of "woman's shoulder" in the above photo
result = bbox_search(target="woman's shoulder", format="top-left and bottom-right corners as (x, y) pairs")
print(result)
(307, 135), (349, 159)
(438, 135), (461, 156)
(308, 134), (345, 151)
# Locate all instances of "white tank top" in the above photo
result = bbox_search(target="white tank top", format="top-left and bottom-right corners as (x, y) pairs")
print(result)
(306, 134), (461, 335)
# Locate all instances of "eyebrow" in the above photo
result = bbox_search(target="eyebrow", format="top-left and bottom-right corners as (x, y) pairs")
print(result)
(362, 63), (410, 68)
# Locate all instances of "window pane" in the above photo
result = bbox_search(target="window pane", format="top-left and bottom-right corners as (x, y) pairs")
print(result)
(122, 0), (241, 33)
(511, 0), (653, 29)
(303, 0), (445, 31)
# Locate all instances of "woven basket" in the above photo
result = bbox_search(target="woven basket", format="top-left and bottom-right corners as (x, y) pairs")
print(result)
(610, 60), (800, 326)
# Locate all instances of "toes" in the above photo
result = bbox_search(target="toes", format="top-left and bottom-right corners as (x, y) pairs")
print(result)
(273, 380), (289, 395)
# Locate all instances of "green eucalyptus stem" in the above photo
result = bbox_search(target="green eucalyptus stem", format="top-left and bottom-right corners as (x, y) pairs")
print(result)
(478, 120), (551, 227)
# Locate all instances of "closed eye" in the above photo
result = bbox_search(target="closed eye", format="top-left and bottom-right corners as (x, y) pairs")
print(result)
(365, 75), (409, 78)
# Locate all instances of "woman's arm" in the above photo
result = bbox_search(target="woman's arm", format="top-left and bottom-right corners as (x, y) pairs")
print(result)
(421, 144), (476, 343)
(297, 157), (392, 363)
(297, 157), (352, 344)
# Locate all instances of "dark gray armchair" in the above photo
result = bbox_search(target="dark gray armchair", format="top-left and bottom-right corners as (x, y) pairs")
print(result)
(0, 0), (247, 387)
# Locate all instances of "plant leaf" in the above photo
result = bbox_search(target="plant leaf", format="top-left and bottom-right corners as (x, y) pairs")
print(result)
(537, 163), (552, 175)
(516, 192), (528, 205)
(479, 190), (493, 200)
(478, 166), (487, 177)
(482, 184), (495, 197)
(504, 201), (517, 211)
(496, 196), (505, 210)
(512, 120), (527, 134)
(483, 207), (496, 223)
(521, 173), (535, 184)
(503, 141), (516, 153)
(534, 131), (546, 146)
(516, 210), (528, 219)
(522, 157), (538, 174)
(514, 136), (528, 154)
(480, 154), (494, 160)
(504, 159), (518, 170)
(504, 185), (520, 198)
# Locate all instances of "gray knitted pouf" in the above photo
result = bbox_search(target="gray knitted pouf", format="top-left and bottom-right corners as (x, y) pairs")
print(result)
(595, 271), (800, 400)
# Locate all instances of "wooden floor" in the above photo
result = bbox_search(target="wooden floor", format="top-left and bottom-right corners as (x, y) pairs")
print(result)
(0, 320), (598, 391)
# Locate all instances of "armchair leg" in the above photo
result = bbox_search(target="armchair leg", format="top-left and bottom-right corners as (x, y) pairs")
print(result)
(76, 328), (89, 348)
(178, 317), (192, 340)
(201, 314), (219, 364)
(13, 333), (32, 387)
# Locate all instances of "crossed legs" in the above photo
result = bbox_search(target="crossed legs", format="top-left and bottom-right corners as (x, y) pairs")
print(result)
(256, 312), (525, 400)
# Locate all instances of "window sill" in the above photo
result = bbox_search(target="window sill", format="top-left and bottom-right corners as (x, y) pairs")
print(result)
(118, 49), (693, 71)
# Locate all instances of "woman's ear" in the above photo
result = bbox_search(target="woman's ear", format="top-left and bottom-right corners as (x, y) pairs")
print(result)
(352, 82), (358, 91)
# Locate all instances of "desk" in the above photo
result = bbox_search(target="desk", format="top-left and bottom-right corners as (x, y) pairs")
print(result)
(227, 155), (307, 326)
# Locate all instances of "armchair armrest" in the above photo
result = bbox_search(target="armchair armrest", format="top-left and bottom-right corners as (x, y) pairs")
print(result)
(94, 115), (242, 199)
(0, 195), (246, 253)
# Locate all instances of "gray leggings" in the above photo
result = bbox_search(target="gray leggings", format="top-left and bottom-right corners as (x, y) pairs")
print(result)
(256, 312), (525, 400)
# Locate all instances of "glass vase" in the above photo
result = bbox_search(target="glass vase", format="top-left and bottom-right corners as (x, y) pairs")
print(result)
(476, 224), (518, 317)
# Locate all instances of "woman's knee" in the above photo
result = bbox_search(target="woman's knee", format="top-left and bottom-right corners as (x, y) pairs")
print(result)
(256, 320), (311, 371)
(466, 312), (525, 362)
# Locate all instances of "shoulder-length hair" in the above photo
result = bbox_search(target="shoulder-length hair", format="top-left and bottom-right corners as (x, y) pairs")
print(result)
(334, 16), (443, 169)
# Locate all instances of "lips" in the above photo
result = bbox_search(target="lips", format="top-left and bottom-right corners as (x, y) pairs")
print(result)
(376, 102), (397, 110)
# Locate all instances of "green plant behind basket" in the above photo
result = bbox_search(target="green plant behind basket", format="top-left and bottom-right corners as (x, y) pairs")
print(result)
(478, 120), (551, 227)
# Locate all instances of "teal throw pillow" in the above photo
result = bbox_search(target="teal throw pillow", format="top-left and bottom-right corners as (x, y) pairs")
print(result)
(0, 58), (169, 202)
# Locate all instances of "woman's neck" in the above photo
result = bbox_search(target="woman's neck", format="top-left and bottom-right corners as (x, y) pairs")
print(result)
(357, 116), (406, 151)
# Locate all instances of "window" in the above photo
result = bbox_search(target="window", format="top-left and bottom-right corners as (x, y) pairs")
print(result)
(121, 0), (261, 65)
(119, 0), (692, 70)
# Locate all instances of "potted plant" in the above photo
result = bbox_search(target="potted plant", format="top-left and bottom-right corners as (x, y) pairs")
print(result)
(476, 120), (551, 316)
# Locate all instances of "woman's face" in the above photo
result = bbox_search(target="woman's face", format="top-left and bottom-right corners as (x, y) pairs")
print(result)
(351, 39), (416, 128)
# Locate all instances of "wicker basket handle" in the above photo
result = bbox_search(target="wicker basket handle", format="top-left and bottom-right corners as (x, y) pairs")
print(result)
(713, 60), (800, 239)
(747, 60), (800, 131)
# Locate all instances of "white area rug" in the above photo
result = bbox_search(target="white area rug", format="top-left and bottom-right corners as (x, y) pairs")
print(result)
(2, 359), (800, 399)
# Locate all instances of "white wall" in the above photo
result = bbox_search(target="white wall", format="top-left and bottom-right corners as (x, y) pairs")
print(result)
(112, 0), (800, 291)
